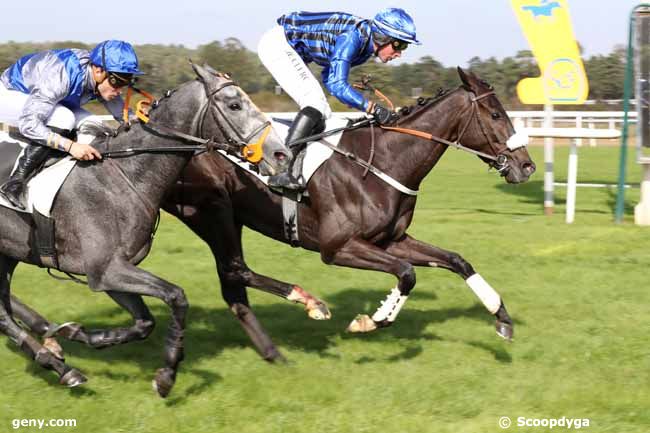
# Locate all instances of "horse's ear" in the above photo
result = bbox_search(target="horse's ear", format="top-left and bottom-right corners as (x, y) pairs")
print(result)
(202, 63), (219, 75)
(457, 67), (471, 88)
(191, 61), (212, 83)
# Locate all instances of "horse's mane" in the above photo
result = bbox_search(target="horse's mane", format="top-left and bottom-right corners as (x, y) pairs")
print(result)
(78, 122), (118, 146)
(392, 86), (460, 124)
(78, 80), (194, 146)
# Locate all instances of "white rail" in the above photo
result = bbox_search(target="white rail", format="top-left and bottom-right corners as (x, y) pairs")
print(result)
(524, 126), (622, 224)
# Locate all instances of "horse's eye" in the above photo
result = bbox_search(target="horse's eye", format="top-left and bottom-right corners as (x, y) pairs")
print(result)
(229, 103), (242, 111)
(491, 112), (501, 120)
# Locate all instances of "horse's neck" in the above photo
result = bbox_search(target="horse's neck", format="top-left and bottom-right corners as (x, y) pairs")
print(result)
(117, 131), (192, 206)
(391, 91), (469, 187)
(108, 84), (204, 207)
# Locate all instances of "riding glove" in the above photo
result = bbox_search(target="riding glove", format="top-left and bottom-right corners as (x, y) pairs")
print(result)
(369, 103), (394, 125)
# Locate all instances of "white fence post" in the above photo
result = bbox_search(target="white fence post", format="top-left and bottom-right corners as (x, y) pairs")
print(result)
(566, 139), (579, 223)
(543, 104), (555, 216)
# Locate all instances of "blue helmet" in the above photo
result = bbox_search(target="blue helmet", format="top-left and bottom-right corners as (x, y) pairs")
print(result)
(372, 8), (421, 45)
(90, 40), (144, 75)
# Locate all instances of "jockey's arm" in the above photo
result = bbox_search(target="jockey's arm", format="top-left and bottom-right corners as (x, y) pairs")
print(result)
(322, 31), (369, 112)
(17, 58), (75, 152)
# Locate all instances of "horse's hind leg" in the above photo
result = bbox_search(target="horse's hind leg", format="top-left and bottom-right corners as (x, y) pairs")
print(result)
(222, 284), (285, 363)
(0, 257), (85, 387)
(385, 234), (513, 340)
(166, 203), (288, 360)
(195, 207), (330, 320)
(10, 295), (65, 360)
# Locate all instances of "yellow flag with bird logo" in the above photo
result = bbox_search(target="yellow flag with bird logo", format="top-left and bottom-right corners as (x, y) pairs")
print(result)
(511, 0), (589, 104)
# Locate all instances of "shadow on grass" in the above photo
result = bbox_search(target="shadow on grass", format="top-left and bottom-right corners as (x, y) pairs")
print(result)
(604, 185), (636, 216)
(495, 180), (544, 206)
(5, 287), (516, 399)
(495, 179), (637, 217)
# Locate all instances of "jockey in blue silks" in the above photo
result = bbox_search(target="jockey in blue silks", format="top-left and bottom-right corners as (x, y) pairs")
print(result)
(0, 40), (143, 210)
(258, 8), (421, 190)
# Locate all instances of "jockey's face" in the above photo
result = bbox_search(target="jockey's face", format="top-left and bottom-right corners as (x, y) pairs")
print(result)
(375, 42), (403, 63)
(91, 65), (123, 101)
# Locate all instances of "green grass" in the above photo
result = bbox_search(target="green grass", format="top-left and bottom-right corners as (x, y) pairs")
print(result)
(1, 145), (649, 433)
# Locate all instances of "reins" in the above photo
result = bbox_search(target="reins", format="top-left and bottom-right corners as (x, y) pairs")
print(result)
(273, 86), (510, 196)
(352, 76), (508, 168)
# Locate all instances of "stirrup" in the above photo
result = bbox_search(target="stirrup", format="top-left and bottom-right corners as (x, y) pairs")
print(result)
(0, 180), (26, 209)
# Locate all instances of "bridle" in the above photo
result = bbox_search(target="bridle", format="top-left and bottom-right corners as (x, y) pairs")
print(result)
(103, 76), (271, 163)
(380, 88), (515, 174)
(453, 89), (512, 173)
(195, 78), (271, 163)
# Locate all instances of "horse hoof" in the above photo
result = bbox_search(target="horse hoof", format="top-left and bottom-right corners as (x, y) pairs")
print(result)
(267, 352), (288, 364)
(60, 369), (87, 388)
(346, 315), (378, 333)
(306, 300), (331, 320)
(496, 321), (514, 341)
(51, 322), (82, 340)
(153, 368), (176, 398)
(43, 337), (65, 361)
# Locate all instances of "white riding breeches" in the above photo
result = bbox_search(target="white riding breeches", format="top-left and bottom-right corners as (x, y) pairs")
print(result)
(258, 25), (332, 119)
(0, 82), (96, 133)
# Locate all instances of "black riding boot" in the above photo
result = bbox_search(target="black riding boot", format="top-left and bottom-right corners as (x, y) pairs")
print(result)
(0, 145), (52, 210)
(268, 106), (325, 191)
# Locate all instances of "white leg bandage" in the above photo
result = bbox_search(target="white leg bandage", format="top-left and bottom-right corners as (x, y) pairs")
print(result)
(466, 274), (502, 314)
(371, 287), (408, 322)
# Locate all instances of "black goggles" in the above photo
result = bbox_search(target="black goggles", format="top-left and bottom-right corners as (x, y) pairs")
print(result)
(391, 39), (409, 52)
(107, 72), (136, 89)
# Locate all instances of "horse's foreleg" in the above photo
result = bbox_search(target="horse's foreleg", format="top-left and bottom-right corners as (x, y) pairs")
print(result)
(11, 292), (156, 351)
(322, 238), (415, 332)
(385, 234), (513, 341)
(87, 260), (188, 398)
(56, 292), (156, 349)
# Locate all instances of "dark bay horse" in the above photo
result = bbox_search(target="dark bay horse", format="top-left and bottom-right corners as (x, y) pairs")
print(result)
(0, 63), (290, 396)
(159, 67), (536, 359)
(12, 68), (535, 365)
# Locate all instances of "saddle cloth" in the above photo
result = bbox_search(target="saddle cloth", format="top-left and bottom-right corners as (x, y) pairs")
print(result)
(217, 116), (350, 189)
(0, 131), (77, 216)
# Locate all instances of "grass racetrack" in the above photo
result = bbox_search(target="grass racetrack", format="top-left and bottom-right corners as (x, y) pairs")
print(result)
(1, 145), (649, 433)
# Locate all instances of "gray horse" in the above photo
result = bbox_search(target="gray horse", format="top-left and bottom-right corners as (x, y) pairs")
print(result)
(0, 63), (290, 397)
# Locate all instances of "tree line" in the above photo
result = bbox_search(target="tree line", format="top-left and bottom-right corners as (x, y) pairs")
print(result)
(0, 39), (628, 111)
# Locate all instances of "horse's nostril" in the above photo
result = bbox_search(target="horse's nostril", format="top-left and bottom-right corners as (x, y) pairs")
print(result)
(274, 151), (288, 162)
(523, 162), (536, 175)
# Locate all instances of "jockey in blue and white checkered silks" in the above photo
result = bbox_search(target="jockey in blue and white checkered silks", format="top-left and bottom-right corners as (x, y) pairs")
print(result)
(257, 8), (421, 190)
(0, 40), (144, 210)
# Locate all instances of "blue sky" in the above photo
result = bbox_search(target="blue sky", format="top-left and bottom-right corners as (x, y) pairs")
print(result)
(0, 0), (641, 66)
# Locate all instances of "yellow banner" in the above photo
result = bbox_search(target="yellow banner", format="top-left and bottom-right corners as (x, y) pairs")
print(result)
(511, 0), (588, 104)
